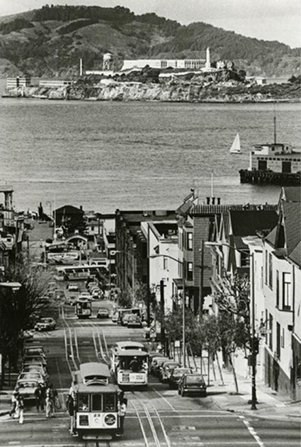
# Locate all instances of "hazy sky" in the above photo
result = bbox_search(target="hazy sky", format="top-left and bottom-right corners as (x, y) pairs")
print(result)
(0, 0), (300, 48)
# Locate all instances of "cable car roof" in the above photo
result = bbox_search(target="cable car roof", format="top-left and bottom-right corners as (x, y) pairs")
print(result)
(79, 362), (110, 380)
(115, 341), (146, 350)
(115, 348), (148, 357)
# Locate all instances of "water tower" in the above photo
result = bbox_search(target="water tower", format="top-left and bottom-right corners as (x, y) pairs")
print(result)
(103, 52), (113, 71)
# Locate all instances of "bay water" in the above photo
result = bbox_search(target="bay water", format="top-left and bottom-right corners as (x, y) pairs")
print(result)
(1, 91), (300, 213)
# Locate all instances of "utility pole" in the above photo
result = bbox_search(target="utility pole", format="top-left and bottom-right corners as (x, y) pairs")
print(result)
(199, 240), (204, 318)
(160, 280), (165, 352)
(251, 253), (257, 410)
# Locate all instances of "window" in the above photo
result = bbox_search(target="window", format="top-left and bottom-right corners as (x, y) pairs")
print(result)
(77, 394), (89, 411)
(265, 250), (268, 285)
(282, 272), (292, 310)
(163, 257), (168, 270)
(92, 394), (102, 411)
(268, 253), (273, 289)
(103, 393), (116, 412)
(187, 233), (193, 250)
(281, 328), (285, 349)
(240, 250), (250, 267)
(269, 313), (273, 351)
(187, 262), (193, 281)
(276, 323), (281, 359)
(276, 270), (279, 307)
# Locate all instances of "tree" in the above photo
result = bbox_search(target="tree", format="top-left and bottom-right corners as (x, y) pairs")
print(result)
(213, 272), (251, 393)
(0, 258), (50, 386)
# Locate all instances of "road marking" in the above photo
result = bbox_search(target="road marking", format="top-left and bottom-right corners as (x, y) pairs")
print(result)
(150, 387), (177, 413)
(239, 415), (265, 447)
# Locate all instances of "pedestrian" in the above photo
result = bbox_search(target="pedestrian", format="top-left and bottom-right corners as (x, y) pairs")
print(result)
(10, 390), (18, 418)
(40, 383), (46, 411)
(34, 384), (42, 412)
(45, 385), (54, 417)
(118, 397), (127, 436)
(66, 394), (77, 436)
(17, 395), (24, 424)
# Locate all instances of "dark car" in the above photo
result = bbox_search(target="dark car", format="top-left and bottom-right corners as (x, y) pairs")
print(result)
(97, 308), (109, 319)
(150, 356), (170, 376)
(169, 367), (192, 389)
(126, 314), (142, 328)
(159, 361), (180, 383)
(178, 373), (207, 397)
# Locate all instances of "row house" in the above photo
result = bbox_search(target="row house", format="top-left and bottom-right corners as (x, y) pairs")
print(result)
(0, 186), (25, 278)
(208, 205), (278, 377)
(144, 221), (179, 313)
(115, 209), (176, 300)
(262, 187), (301, 399)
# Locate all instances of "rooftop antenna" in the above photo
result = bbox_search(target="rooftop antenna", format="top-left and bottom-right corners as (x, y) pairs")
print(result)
(210, 171), (214, 198)
(273, 103), (277, 144)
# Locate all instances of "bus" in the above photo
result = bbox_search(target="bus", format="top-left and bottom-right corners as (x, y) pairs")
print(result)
(116, 307), (144, 325)
(75, 298), (92, 319)
(111, 348), (149, 387)
(70, 362), (123, 440)
(54, 264), (108, 282)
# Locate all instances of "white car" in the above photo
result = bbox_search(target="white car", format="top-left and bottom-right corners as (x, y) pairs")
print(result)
(18, 372), (46, 385)
(16, 379), (39, 400)
(22, 364), (48, 380)
(34, 317), (56, 331)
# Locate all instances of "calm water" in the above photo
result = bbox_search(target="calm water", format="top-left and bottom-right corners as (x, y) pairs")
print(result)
(1, 89), (301, 213)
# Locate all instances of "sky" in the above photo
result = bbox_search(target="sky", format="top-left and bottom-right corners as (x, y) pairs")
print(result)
(0, 0), (300, 48)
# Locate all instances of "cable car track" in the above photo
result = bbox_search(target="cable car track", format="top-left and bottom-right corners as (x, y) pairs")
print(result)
(130, 391), (171, 447)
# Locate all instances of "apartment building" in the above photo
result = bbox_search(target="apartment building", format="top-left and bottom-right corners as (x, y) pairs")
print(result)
(262, 187), (301, 398)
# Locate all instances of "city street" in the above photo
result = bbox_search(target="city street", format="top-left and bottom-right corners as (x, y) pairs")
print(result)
(0, 300), (300, 447)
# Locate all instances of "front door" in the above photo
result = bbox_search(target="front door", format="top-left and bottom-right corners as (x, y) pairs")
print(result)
(258, 160), (267, 171)
(282, 161), (291, 173)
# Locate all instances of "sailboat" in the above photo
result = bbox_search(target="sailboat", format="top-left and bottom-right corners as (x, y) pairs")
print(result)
(229, 133), (241, 154)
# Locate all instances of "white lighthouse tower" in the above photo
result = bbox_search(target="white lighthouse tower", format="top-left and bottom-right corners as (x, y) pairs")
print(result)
(103, 52), (113, 71)
(205, 47), (211, 70)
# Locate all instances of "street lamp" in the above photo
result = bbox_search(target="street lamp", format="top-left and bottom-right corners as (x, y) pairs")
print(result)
(205, 241), (257, 410)
(115, 249), (136, 303)
(149, 254), (187, 367)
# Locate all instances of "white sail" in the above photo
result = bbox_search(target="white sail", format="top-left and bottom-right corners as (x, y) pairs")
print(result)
(230, 133), (241, 154)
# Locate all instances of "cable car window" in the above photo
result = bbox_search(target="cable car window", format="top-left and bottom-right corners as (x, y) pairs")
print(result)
(77, 394), (89, 411)
(103, 393), (116, 412)
(92, 394), (102, 411)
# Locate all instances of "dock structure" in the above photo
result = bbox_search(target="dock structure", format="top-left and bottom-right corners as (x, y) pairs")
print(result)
(239, 169), (301, 186)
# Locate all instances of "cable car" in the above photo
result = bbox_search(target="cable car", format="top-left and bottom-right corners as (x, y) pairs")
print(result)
(71, 362), (123, 440)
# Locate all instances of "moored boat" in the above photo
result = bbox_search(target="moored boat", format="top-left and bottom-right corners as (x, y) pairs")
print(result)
(239, 142), (301, 186)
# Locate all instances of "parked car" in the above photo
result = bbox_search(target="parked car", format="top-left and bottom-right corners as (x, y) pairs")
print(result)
(67, 284), (79, 292)
(23, 345), (46, 358)
(97, 308), (109, 319)
(17, 372), (46, 385)
(34, 317), (56, 331)
(150, 356), (170, 376)
(15, 379), (39, 401)
(78, 292), (91, 301)
(178, 373), (207, 397)
(23, 354), (47, 367)
(21, 364), (48, 380)
(159, 361), (180, 383)
(169, 367), (192, 389)
(22, 330), (34, 341)
(126, 314), (142, 328)
(111, 312), (118, 323)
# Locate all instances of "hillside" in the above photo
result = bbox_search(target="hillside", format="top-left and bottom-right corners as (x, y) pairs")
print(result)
(0, 4), (300, 78)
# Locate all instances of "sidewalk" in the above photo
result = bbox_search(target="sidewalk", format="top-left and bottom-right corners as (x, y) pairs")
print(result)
(0, 391), (12, 417)
(186, 351), (301, 422)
